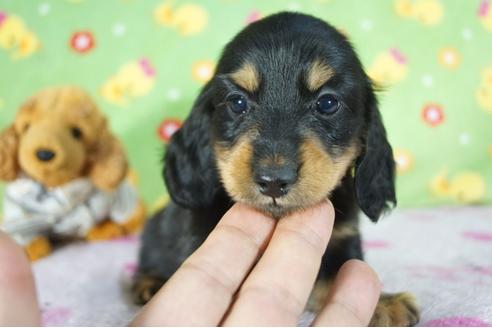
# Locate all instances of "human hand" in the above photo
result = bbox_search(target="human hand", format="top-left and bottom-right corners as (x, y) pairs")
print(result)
(131, 201), (380, 326)
(0, 231), (41, 326)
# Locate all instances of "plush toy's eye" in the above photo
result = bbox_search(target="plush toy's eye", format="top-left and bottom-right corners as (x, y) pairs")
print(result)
(316, 94), (340, 115)
(227, 95), (249, 114)
(23, 123), (30, 133)
(71, 127), (83, 140)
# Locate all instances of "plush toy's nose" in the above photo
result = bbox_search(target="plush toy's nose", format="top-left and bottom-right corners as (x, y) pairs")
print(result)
(36, 149), (56, 162)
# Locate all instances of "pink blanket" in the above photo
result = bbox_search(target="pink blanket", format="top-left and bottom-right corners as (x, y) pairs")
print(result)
(33, 206), (492, 326)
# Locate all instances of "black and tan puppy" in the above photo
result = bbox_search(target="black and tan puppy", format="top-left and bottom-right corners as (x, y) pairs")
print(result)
(134, 12), (419, 326)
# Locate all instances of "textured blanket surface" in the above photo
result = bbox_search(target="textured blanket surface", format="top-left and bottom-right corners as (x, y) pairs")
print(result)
(33, 206), (492, 326)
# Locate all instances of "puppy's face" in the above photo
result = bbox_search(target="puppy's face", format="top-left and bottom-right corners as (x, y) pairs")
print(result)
(210, 23), (367, 218)
(164, 13), (396, 221)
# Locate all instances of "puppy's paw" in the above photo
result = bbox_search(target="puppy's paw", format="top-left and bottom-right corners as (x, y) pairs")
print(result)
(132, 274), (165, 305)
(370, 292), (419, 327)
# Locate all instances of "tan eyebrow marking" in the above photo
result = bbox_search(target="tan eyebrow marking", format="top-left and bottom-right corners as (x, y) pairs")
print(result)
(230, 61), (260, 93)
(306, 59), (335, 92)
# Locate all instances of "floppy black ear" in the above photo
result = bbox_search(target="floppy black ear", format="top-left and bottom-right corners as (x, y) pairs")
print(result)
(354, 84), (396, 222)
(163, 82), (222, 209)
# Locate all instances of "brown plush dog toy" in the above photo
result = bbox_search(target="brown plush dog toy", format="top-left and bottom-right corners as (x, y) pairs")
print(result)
(0, 86), (145, 260)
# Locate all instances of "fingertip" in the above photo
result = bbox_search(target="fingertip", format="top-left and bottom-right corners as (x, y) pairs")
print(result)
(322, 198), (335, 222)
(302, 199), (336, 238)
(0, 232), (40, 326)
(226, 202), (274, 222)
(314, 260), (381, 326)
(0, 232), (31, 281)
(339, 259), (381, 296)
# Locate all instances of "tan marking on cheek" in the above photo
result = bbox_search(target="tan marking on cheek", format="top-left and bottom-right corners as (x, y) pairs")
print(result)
(230, 61), (260, 93)
(215, 136), (255, 202)
(306, 59), (335, 92)
(288, 139), (357, 207)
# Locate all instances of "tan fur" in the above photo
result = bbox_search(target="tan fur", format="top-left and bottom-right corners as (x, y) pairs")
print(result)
(370, 292), (420, 327)
(306, 58), (335, 92)
(132, 275), (164, 305)
(331, 223), (358, 243)
(215, 135), (357, 214)
(283, 138), (357, 209)
(215, 133), (257, 203)
(88, 128), (128, 191)
(0, 86), (128, 190)
(258, 154), (287, 167)
(230, 61), (260, 93)
(0, 125), (19, 181)
(86, 221), (125, 241)
(25, 236), (52, 261)
(307, 278), (333, 312)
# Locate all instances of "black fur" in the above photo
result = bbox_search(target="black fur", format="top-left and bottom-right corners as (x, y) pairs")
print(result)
(355, 86), (397, 221)
(135, 12), (396, 304)
(163, 82), (224, 209)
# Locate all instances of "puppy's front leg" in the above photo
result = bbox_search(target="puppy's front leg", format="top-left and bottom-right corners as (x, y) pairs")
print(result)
(306, 227), (420, 327)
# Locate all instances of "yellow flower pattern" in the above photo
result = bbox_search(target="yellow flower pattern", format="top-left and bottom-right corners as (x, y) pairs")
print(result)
(0, 1), (491, 209)
(154, 1), (208, 36)
(394, 0), (443, 26)
(0, 12), (40, 59)
(476, 66), (492, 113)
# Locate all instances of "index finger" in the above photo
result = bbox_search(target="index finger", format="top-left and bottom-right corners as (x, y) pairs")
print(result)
(223, 200), (334, 326)
(131, 203), (276, 326)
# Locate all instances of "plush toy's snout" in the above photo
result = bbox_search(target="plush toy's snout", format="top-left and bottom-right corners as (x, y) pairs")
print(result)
(18, 118), (86, 188)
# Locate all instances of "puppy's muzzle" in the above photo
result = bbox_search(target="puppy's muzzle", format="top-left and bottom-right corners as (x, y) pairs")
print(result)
(254, 165), (298, 198)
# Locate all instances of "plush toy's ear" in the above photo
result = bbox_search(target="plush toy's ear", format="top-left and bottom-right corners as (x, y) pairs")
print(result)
(163, 82), (222, 209)
(0, 125), (20, 181)
(88, 124), (128, 191)
(354, 83), (396, 222)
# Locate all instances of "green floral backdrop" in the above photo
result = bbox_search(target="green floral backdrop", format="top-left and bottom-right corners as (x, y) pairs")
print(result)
(1, 0), (491, 214)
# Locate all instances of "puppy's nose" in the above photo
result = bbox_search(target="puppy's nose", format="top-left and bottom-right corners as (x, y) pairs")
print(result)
(255, 167), (297, 198)
(36, 149), (56, 162)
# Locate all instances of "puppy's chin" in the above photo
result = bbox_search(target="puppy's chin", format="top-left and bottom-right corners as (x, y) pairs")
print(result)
(255, 202), (299, 219)
(239, 195), (328, 219)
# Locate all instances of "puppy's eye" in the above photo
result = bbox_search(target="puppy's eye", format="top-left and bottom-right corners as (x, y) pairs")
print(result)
(71, 127), (83, 140)
(316, 94), (339, 115)
(227, 95), (249, 114)
(23, 123), (30, 133)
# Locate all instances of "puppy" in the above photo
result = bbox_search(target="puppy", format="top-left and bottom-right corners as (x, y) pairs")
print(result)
(133, 12), (419, 326)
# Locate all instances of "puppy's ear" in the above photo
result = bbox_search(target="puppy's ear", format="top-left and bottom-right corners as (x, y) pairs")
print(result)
(88, 122), (128, 191)
(164, 82), (221, 209)
(354, 83), (396, 222)
(0, 125), (20, 181)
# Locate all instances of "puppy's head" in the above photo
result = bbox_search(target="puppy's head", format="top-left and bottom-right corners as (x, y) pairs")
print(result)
(164, 12), (396, 221)
(3, 86), (127, 190)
